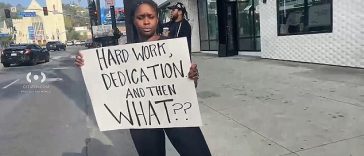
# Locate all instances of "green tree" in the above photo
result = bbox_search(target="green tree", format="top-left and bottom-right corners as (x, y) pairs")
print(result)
(66, 30), (80, 40)
(0, 35), (14, 48)
(79, 33), (88, 40)
(62, 4), (89, 32)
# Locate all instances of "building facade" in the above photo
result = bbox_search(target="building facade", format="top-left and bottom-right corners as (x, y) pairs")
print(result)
(13, 0), (67, 45)
(156, 0), (363, 68)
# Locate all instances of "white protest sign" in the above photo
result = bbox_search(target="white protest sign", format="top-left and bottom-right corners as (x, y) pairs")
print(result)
(80, 38), (202, 131)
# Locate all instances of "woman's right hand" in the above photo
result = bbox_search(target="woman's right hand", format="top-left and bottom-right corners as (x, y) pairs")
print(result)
(74, 51), (84, 67)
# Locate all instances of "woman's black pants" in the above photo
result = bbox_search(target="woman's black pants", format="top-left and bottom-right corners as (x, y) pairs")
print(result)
(130, 127), (211, 156)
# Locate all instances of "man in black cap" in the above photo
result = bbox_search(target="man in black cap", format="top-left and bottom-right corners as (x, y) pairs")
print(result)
(161, 2), (192, 54)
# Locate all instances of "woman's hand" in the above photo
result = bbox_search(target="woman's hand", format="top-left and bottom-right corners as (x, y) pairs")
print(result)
(188, 64), (199, 87)
(74, 51), (84, 67)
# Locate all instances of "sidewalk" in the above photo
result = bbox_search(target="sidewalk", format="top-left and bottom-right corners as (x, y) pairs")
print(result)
(194, 53), (364, 156)
(85, 53), (364, 156)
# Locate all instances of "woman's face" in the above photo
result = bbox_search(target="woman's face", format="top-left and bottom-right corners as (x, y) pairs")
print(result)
(134, 4), (158, 39)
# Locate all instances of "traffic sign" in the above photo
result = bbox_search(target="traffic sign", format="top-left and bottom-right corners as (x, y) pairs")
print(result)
(0, 33), (10, 38)
(20, 12), (36, 17)
(106, 0), (115, 7)
(28, 26), (35, 40)
(10, 7), (17, 13)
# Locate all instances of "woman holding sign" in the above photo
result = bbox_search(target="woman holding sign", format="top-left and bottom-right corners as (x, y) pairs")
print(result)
(75, 0), (211, 156)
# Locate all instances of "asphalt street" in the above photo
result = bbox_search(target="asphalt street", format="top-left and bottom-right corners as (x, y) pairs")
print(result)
(0, 46), (138, 156)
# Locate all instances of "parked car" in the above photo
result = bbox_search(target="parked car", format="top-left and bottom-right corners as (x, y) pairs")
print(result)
(74, 40), (82, 46)
(85, 40), (93, 48)
(85, 40), (100, 49)
(46, 41), (66, 51)
(1, 44), (50, 67)
(80, 40), (86, 46)
(66, 41), (73, 46)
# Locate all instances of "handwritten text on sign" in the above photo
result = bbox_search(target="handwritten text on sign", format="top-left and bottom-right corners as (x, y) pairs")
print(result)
(80, 38), (202, 131)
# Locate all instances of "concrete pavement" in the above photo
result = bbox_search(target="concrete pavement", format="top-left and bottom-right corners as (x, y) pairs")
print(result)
(1, 48), (363, 156)
(77, 52), (364, 156)
(194, 53), (364, 156)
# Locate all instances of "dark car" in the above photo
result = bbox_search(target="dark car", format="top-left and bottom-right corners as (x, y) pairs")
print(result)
(1, 44), (50, 67)
(85, 40), (99, 48)
(46, 41), (66, 51)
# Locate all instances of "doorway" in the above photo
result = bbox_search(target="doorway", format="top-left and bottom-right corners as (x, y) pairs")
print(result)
(237, 0), (261, 51)
(217, 0), (238, 57)
(217, 0), (261, 57)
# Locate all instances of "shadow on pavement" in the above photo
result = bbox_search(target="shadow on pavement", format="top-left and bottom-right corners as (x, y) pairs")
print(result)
(53, 59), (139, 156)
(62, 138), (118, 156)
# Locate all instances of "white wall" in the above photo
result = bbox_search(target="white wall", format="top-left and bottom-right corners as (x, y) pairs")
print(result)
(260, 0), (364, 68)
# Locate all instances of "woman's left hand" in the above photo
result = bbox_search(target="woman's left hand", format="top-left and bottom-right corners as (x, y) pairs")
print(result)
(188, 64), (199, 87)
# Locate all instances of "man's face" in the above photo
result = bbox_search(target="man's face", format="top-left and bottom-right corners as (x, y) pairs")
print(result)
(170, 9), (179, 20)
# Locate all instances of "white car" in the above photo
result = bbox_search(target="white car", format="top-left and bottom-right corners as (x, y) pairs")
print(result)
(66, 41), (73, 46)
(74, 40), (82, 46)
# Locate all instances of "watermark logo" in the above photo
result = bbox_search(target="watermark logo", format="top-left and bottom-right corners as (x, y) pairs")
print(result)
(21, 72), (50, 94)
(26, 72), (47, 83)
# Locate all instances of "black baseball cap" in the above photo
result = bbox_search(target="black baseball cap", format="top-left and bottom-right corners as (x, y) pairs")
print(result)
(167, 2), (186, 13)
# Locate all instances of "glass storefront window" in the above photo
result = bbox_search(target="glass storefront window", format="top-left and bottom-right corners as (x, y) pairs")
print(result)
(198, 0), (218, 51)
(207, 0), (218, 41)
(277, 0), (333, 36)
(237, 0), (261, 51)
(207, 0), (218, 50)
(198, 0), (209, 50)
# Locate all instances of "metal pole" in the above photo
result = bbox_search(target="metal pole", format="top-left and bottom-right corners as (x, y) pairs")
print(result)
(96, 0), (101, 25)
(123, 0), (133, 43)
(110, 5), (118, 45)
(88, 0), (95, 41)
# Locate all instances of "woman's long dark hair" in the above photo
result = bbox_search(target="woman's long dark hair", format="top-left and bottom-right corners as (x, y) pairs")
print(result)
(130, 0), (159, 43)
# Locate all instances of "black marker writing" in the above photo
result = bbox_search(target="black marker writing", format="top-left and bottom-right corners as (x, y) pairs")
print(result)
(155, 99), (174, 123)
(146, 84), (176, 97)
(146, 60), (185, 80)
(126, 87), (146, 99)
(104, 103), (133, 125)
(132, 43), (167, 61)
(96, 48), (129, 70)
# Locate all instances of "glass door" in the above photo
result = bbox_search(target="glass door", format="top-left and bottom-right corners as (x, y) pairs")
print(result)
(237, 0), (261, 51)
(226, 2), (238, 55)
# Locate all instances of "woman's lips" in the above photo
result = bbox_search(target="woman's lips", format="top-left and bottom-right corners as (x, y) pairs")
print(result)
(142, 28), (152, 32)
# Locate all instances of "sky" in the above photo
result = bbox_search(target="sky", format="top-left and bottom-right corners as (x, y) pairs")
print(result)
(1, 0), (167, 8)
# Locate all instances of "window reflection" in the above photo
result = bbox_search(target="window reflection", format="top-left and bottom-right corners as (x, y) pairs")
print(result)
(198, 0), (218, 51)
(237, 0), (260, 51)
(278, 0), (332, 35)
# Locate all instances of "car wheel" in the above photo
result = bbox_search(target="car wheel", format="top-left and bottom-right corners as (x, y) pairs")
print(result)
(45, 56), (50, 62)
(2, 63), (10, 67)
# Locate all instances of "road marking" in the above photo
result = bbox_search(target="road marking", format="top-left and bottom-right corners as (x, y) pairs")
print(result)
(2, 79), (20, 89)
(52, 67), (71, 70)
(52, 56), (62, 60)
(45, 78), (63, 82)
